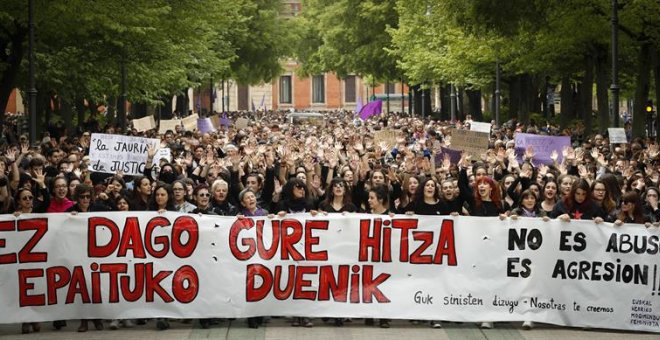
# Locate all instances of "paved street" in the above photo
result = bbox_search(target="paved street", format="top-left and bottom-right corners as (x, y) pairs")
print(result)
(1, 319), (658, 340)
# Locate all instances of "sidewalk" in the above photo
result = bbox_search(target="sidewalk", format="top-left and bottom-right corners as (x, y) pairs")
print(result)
(1, 318), (657, 340)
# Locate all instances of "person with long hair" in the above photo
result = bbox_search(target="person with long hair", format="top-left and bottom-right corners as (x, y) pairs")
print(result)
(318, 178), (357, 213)
(191, 184), (218, 215)
(591, 179), (616, 221)
(551, 178), (606, 222)
(643, 187), (660, 223)
(409, 178), (444, 216)
(614, 191), (651, 227)
(540, 179), (559, 215)
(13, 187), (44, 334)
(395, 175), (419, 213)
(129, 176), (152, 211)
(509, 189), (547, 218)
(66, 184), (107, 333)
(47, 176), (73, 212)
(364, 184), (392, 328)
(276, 178), (315, 215)
(556, 174), (575, 200)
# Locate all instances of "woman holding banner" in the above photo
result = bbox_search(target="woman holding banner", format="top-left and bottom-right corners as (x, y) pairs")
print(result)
(551, 179), (606, 222)
(13, 187), (45, 334)
(129, 176), (152, 211)
(66, 184), (109, 332)
(614, 191), (652, 227)
(365, 184), (393, 329)
(540, 179), (559, 215)
(236, 188), (272, 328)
(318, 177), (357, 213)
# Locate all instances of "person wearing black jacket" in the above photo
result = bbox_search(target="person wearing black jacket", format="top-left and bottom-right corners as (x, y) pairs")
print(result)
(276, 178), (315, 214)
(551, 178), (606, 222)
(318, 178), (357, 213)
(210, 179), (237, 216)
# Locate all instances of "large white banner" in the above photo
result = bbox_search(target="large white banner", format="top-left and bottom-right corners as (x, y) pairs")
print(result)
(0, 212), (659, 333)
(89, 134), (160, 176)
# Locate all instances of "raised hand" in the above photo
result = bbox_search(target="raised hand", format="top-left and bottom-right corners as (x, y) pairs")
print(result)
(147, 144), (157, 160)
(550, 150), (558, 163)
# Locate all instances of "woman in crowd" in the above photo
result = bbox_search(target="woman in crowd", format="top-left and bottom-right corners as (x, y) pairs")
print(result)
(318, 177), (357, 213)
(614, 191), (651, 227)
(540, 179), (559, 215)
(394, 175), (419, 213)
(509, 189), (547, 218)
(236, 188), (270, 328)
(13, 187), (45, 334)
(551, 178), (606, 222)
(557, 174), (575, 200)
(129, 176), (152, 211)
(210, 179), (237, 216)
(643, 187), (660, 223)
(191, 184), (218, 215)
(172, 179), (196, 213)
(47, 175), (73, 212)
(409, 178), (444, 216)
(591, 179), (617, 221)
(276, 178), (315, 215)
(66, 184), (108, 332)
(146, 183), (175, 330)
(364, 184), (392, 328)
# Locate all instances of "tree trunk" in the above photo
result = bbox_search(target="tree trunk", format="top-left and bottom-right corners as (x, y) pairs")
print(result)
(632, 40), (651, 139)
(466, 88), (482, 121)
(595, 45), (609, 133)
(61, 98), (73, 137)
(440, 83), (450, 120)
(560, 76), (572, 130)
(581, 54), (594, 137)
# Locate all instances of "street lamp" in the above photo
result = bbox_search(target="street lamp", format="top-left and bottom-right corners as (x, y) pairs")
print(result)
(611, 0), (620, 127)
(495, 60), (501, 127)
(27, 0), (37, 145)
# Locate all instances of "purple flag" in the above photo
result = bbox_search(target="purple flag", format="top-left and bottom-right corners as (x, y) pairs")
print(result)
(220, 113), (230, 127)
(514, 133), (571, 165)
(434, 147), (462, 165)
(355, 96), (363, 115)
(359, 100), (382, 120)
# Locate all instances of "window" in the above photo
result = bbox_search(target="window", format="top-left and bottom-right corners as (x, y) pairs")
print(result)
(280, 76), (292, 104)
(386, 82), (396, 94)
(312, 75), (325, 103)
(344, 76), (356, 103)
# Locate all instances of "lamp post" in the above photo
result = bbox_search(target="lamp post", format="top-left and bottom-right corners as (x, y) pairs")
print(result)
(450, 84), (456, 123)
(421, 85), (426, 119)
(611, 0), (620, 127)
(495, 61), (501, 127)
(27, 0), (37, 145)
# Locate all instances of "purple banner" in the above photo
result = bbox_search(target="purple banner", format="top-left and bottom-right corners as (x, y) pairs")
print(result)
(513, 133), (571, 165)
(434, 146), (462, 165)
(197, 118), (216, 133)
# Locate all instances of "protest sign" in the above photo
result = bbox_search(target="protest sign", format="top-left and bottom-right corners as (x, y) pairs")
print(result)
(434, 146), (462, 165)
(89, 134), (159, 176)
(197, 118), (216, 133)
(514, 133), (571, 165)
(608, 128), (628, 144)
(470, 121), (491, 134)
(450, 129), (489, 159)
(155, 147), (171, 162)
(235, 117), (249, 130)
(209, 115), (221, 130)
(132, 116), (156, 132)
(182, 114), (199, 131)
(0, 212), (658, 333)
(159, 119), (181, 135)
(374, 129), (398, 147)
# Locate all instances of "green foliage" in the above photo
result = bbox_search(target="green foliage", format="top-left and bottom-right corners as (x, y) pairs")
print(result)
(295, 0), (399, 82)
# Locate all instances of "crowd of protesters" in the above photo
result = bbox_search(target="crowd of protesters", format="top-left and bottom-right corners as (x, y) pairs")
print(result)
(3, 108), (658, 334)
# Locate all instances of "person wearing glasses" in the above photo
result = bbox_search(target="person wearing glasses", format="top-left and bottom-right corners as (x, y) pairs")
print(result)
(591, 179), (617, 221)
(66, 184), (109, 332)
(614, 191), (652, 227)
(13, 187), (46, 334)
(172, 180), (196, 213)
(643, 187), (660, 223)
(318, 177), (357, 213)
(191, 184), (219, 215)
